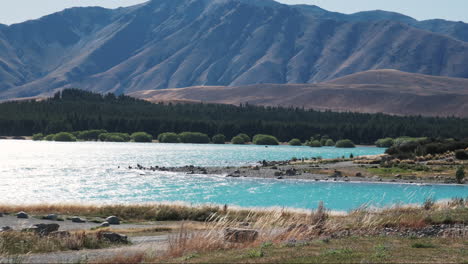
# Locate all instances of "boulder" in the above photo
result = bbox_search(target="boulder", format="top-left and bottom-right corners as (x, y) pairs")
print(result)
(332, 170), (343, 178)
(355, 172), (363, 177)
(285, 169), (297, 176)
(16, 211), (28, 219)
(105, 216), (120, 225)
(0, 226), (12, 232)
(23, 223), (60, 236)
(43, 214), (58, 221)
(224, 228), (258, 243)
(100, 222), (110, 227)
(101, 232), (128, 243)
(71, 217), (86, 223)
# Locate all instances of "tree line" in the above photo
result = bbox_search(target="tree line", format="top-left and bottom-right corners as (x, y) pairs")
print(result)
(0, 89), (467, 144)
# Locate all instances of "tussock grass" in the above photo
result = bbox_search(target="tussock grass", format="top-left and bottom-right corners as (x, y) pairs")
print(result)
(0, 231), (112, 256)
(0, 203), (254, 222)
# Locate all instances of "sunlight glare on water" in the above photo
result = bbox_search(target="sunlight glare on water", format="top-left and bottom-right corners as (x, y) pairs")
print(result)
(1, 140), (467, 211)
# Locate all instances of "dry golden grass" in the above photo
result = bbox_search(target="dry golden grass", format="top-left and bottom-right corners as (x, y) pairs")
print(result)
(0, 231), (114, 256)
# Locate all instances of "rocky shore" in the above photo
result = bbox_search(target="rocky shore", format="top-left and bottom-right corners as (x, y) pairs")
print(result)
(127, 156), (464, 185)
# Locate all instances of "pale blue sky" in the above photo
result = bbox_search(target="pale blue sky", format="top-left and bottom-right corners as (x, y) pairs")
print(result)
(0, 0), (467, 25)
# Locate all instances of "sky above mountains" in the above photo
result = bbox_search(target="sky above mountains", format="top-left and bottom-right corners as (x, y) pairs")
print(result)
(0, 0), (467, 25)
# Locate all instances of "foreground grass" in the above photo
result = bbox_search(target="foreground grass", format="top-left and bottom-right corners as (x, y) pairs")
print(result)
(159, 236), (468, 264)
(0, 231), (115, 256)
(1, 201), (467, 263)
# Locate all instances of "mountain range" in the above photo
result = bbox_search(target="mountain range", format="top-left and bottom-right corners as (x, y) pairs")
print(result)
(0, 0), (467, 117)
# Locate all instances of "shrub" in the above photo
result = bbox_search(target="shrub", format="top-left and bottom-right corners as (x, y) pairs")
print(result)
(212, 134), (226, 144)
(411, 242), (435, 249)
(237, 133), (251, 143)
(456, 166), (465, 184)
(131, 132), (153, 143)
(78, 130), (107, 141)
(231, 136), (246, 145)
(325, 139), (335, 146)
(335, 139), (356, 148)
(455, 150), (468, 160)
(157, 132), (180, 143)
(307, 140), (322, 148)
(44, 134), (55, 141)
(178, 132), (210, 144)
(253, 134), (279, 145)
(288, 139), (302, 146)
(99, 133), (130, 142)
(53, 132), (77, 142)
(375, 138), (394, 148)
(32, 133), (44, 141)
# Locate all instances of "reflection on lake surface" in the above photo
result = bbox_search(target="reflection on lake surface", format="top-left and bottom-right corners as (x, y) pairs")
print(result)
(1, 140), (466, 211)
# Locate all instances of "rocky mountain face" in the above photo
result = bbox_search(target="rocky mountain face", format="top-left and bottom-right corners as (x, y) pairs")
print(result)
(0, 0), (468, 100)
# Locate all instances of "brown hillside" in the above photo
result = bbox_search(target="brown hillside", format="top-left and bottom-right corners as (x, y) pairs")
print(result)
(130, 70), (468, 117)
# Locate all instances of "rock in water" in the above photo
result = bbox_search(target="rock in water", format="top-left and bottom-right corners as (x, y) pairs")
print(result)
(224, 228), (258, 243)
(71, 217), (86, 223)
(105, 216), (120, 225)
(101, 232), (128, 243)
(0, 212), (3, 217)
(100, 222), (110, 227)
(16, 211), (28, 219)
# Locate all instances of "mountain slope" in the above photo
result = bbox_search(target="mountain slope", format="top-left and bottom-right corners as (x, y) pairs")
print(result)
(131, 70), (468, 117)
(1, 0), (468, 100)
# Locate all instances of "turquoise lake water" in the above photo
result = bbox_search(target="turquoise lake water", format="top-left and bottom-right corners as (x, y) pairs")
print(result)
(0, 140), (467, 211)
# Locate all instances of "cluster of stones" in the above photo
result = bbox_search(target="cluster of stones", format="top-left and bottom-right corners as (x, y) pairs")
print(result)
(0, 212), (127, 243)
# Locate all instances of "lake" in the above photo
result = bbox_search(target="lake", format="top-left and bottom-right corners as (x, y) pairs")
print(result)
(1, 140), (467, 211)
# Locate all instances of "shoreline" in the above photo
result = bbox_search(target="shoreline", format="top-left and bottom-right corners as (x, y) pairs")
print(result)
(136, 160), (466, 186)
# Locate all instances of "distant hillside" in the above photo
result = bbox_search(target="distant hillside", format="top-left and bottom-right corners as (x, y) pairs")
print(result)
(131, 70), (468, 117)
(1, 0), (468, 100)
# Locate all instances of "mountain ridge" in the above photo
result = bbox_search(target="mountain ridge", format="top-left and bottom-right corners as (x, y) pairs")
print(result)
(0, 0), (467, 101)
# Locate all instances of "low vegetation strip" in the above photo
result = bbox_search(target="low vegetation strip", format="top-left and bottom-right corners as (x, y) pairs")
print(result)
(1, 89), (468, 144)
(1, 200), (467, 263)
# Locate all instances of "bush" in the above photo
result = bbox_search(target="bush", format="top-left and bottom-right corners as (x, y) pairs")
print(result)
(325, 139), (335, 146)
(335, 139), (356, 148)
(44, 134), (55, 141)
(231, 136), (246, 145)
(131, 132), (153, 143)
(99, 133), (130, 142)
(157, 132), (180, 143)
(455, 150), (468, 160)
(253, 134), (279, 145)
(411, 242), (435, 249)
(178, 132), (210, 144)
(307, 140), (322, 148)
(237, 133), (251, 143)
(78, 130), (107, 141)
(212, 134), (226, 144)
(53, 132), (77, 142)
(288, 139), (302, 146)
(375, 138), (394, 148)
(32, 133), (44, 141)
(456, 166), (465, 184)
